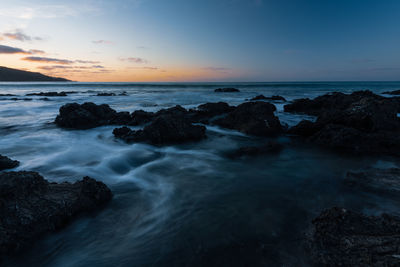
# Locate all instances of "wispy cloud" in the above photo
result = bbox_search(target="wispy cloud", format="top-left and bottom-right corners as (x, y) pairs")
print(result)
(202, 67), (232, 71)
(75, 60), (101, 64)
(0, 45), (31, 54)
(119, 57), (148, 64)
(1, 30), (42, 42)
(22, 56), (74, 64)
(92, 40), (113, 45)
(137, 46), (149, 50)
(29, 49), (45, 55)
(0, 5), (97, 19)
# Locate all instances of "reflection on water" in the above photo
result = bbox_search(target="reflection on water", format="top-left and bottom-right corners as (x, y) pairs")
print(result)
(1, 82), (400, 266)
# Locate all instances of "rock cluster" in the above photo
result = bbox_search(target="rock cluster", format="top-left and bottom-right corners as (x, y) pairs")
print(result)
(214, 88), (240, 92)
(250, 95), (286, 101)
(0, 155), (19, 171)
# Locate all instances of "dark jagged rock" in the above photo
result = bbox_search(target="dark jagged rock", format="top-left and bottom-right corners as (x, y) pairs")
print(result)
(39, 97), (50, 101)
(0, 171), (112, 261)
(214, 102), (283, 136)
(309, 207), (400, 266)
(119, 91), (128, 96)
(0, 155), (19, 171)
(250, 95), (286, 101)
(226, 141), (283, 159)
(55, 102), (135, 129)
(0, 94), (16, 97)
(214, 88), (240, 93)
(113, 115), (206, 145)
(287, 91), (400, 155)
(26, 91), (68, 97)
(129, 110), (155, 125)
(284, 90), (383, 116)
(10, 98), (32, 101)
(346, 168), (400, 194)
(383, 90), (400, 95)
(97, 93), (116, 96)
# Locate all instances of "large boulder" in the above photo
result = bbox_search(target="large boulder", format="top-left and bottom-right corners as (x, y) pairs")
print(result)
(214, 101), (283, 136)
(309, 207), (400, 266)
(113, 115), (206, 145)
(0, 155), (19, 171)
(189, 102), (235, 123)
(0, 171), (112, 261)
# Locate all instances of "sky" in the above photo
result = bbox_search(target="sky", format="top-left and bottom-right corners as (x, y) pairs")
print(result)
(0, 0), (399, 82)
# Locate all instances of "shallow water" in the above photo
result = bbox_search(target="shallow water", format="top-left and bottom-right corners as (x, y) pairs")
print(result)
(1, 82), (400, 266)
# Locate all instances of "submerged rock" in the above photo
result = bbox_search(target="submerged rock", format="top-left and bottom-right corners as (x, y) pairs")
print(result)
(97, 92), (116, 96)
(346, 168), (400, 194)
(26, 91), (68, 97)
(0, 155), (19, 171)
(214, 88), (240, 93)
(226, 141), (283, 159)
(309, 207), (400, 266)
(250, 95), (286, 101)
(0, 171), (112, 261)
(113, 115), (206, 145)
(214, 101), (283, 136)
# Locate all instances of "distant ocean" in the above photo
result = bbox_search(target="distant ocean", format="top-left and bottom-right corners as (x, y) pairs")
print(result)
(1, 81), (400, 266)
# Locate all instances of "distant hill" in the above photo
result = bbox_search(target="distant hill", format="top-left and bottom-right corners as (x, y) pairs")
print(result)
(0, 66), (70, 82)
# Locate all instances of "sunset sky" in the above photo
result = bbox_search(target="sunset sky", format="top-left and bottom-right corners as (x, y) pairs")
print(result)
(0, 0), (399, 82)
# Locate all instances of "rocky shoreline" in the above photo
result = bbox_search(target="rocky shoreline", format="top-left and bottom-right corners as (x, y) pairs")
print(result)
(2, 88), (400, 264)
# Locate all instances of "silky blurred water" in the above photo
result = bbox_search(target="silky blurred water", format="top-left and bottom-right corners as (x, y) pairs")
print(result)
(1, 82), (400, 266)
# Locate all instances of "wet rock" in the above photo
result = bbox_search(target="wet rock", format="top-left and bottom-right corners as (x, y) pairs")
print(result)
(113, 115), (206, 145)
(0, 94), (16, 97)
(26, 91), (68, 97)
(287, 91), (400, 155)
(39, 97), (50, 101)
(250, 95), (286, 101)
(10, 98), (32, 101)
(55, 102), (121, 129)
(189, 102), (235, 123)
(214, 88), (240, 93)
(383, 90), (400, 95)
(226, 141), (283, 159)
(156, 105), (189, 117)
(346, 168), (400, 194)
(284, 90), (383, 116)
(214, 101), (283, 136)
(119, 91), (128, 96)
(309, 207), (400, 266)
(129, 110), (155, 125)
(97, 93), (116, 96)
(0, 171), (112, 261)
(0, 155), (19, 171)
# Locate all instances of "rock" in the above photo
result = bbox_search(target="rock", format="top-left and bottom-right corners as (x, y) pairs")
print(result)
(287, 91), (400, 155)
(0, 155), (19, 171)
(129, 110), (155, 125)
(189, 102), (235, 123)
(96, 93), (116, 96)
(250, 95), (286, 101)
(0, 94), (16, 96)
(55, 102), (135, 129)
(284, 90), (383, 116)
(309, 207), (400, 266)
(214, 101), (283, 136)
(214, 88), (240, 93)
(226, 141), (283, 159)
(39, 97), (50, 101)
(346, 168), (400, 194)
(10, 98), (32, 101)
(0, 171), (112, 261)
(383, 90), (400, 95)
(26, 92), (68, 97)
(119, 91), (128, 96)
(113, 115), (206, 145)
(287, 120), (319, 137)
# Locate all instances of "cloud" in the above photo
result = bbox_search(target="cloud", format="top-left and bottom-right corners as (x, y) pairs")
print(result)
(0, 45), (31, 54)
(119, 57), (148, 63)
(75, 60), (101, 64)
(92, 40), (113, 45)
(22, 56), (74, 64)
(2, 31), (42, 42)
(37, 65), (112, 75)
(137, 46), (149, 50)
(29, 49), (45, 55)
(202, 67), (232, 72)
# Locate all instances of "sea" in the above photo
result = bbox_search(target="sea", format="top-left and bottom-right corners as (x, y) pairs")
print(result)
(1, 81), (400, 266)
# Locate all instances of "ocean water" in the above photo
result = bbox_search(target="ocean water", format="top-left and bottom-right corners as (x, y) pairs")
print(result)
(1, 81), (400, 266)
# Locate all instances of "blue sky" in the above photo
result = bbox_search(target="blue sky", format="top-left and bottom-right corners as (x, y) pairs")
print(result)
(0, 0), (399, 81)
